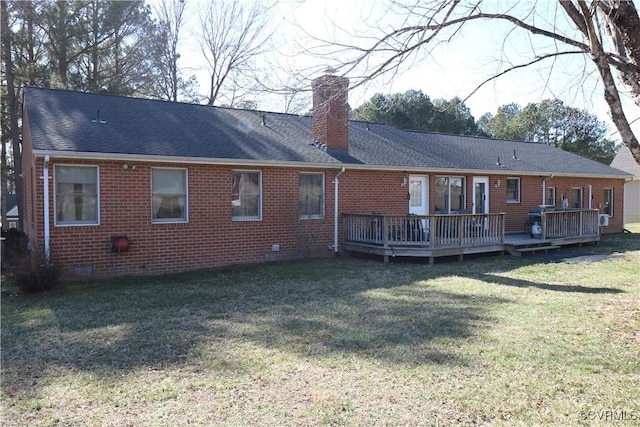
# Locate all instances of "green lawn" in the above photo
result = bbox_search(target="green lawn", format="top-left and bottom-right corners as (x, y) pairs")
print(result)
(2, 232), (639, 426)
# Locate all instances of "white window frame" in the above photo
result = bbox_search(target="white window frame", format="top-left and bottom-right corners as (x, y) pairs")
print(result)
(151, 167), (188, 223)
(435, 176), (466, 213)
(299, 172), (325, 219)
(571, 187), (583, 209)
(604, 188), (614, 217)
(232, 170), (262, 221)
(54, 165), (100, 226)
(546, 187), (556, 207)
(506, 177), (520, 203)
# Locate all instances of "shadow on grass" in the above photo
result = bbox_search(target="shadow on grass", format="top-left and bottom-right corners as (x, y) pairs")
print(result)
(481, 273), (625, 294)
(1, 260), (510, 382)
(0, 245), (627, 391)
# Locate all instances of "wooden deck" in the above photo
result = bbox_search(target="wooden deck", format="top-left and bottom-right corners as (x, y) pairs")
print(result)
(342, 211), (600, 263)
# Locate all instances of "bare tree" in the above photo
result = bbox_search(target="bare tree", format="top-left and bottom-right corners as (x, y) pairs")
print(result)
(150, 0), (196, 102)
(303, 0), (640, 164)
(199, 0), (274, 106)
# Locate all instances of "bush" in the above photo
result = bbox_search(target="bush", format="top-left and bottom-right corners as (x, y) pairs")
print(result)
(12, 253), (62, 294)
(1, 228), (28, 267)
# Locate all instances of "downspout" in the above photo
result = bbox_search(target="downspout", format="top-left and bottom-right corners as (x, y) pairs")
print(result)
(43, 155), (50, 261)
(542, 174), (553, 205)
(333, 167), (346, 256)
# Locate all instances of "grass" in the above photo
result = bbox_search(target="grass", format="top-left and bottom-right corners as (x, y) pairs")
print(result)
(2, 231), (639, 426)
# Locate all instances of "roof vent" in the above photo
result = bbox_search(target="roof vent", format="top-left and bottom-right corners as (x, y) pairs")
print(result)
(91, 109), (106, 124)
(311, 140), (328, 152)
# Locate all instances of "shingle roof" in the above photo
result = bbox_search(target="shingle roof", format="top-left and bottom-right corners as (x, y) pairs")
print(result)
(24, 86), (630, 177)
(611, 145), (640, 177)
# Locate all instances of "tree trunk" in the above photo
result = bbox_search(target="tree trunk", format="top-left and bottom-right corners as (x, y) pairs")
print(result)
(561, 0), (640, 164)
(1, 0), (24, 231)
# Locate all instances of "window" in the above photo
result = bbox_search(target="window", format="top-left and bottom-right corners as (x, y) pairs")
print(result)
(571, 187), (583, 209)
(55, 165), (99, 225)
(506, 178), (520, 203)
(299, 173), (324, 218)
(232, 171), (261, 220)
(546, 187), (556, 206)
(152, 168), (187, 222)
(435, 176), (465, 213)
(604, 188), (614, 216)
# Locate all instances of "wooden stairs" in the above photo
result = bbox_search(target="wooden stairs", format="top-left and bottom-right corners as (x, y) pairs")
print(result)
(504, 241), (561, 258)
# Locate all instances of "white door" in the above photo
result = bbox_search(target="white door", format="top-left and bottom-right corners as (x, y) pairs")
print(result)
(409, 176), (429, 215)
(472, 177), (489, 214)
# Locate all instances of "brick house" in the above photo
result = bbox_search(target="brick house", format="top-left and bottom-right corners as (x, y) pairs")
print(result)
(21, 75), (630, 276)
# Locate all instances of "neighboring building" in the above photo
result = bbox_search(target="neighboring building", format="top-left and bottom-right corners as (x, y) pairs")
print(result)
(2, 194), (19, 229)
(611, 146), (640, 224)
(21, 75), (629, 277)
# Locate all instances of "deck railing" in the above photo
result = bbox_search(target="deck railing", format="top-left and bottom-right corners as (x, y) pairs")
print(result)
(343, 213), (506, 249)
(541, 209), (600, 239)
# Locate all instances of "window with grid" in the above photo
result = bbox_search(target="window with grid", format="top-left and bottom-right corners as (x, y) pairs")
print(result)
(232, 171), (261, 220)
(55, 165), (99, 225)
(299, 173), (324, 219)
(435, 176), (465, 213)
(546, 187), (555, 206)
(571, 187), (583, 209)
(506, 178), (520, 203)
(152, 168), (187, 222)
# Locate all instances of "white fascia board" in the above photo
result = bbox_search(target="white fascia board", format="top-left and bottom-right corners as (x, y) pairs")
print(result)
(32, 150), (631, 179)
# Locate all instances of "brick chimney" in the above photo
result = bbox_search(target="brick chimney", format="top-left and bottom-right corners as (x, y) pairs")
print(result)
(312, 74), (349, 151)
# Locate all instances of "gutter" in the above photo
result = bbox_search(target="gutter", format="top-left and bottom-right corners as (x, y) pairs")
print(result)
(333, 167), (346, 256)
(31, 150), (632, 180)
(43, 155), (50, 261)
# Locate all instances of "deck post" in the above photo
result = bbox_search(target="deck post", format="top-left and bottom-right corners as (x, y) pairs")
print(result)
(382, 215), (388, 248)
(429, 216), (435, 248)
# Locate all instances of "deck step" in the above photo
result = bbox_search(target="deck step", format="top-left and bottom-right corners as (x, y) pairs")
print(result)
(516, 245), (560, 256)
(517, 245), (561, 254)
(504, 243), (561, 257)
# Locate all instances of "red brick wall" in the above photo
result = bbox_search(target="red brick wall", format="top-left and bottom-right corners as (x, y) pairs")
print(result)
(24, 157), (625, 277)
(312, 75), (349, 151)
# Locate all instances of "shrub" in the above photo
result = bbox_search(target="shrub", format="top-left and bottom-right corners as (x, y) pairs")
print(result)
(12, 253), (63, 294)
(1, 228), (28, 267)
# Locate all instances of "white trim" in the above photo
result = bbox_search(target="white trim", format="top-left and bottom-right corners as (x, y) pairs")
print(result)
(299, 172), (325, 219)
(604, 187), (614, 217)
(506, 177), (520, 203)
(546, 187), (556, 207)
(151, 167), (189, 224)
(231, 170), (262, 221)
(472, 176), (489, 214)
(53, 164), (100, 226)
(571, 187), (584, 209)
(43, 155), (50, 260)
(31, 150), (632, 180)
(334, 167), (346, 255)
(408, 175), (429, 215)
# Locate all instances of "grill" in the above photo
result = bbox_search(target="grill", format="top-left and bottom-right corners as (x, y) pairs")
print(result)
(527, 205), (555, 238)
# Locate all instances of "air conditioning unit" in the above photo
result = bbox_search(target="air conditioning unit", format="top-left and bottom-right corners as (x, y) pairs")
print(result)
(599, 214), (609, 227)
